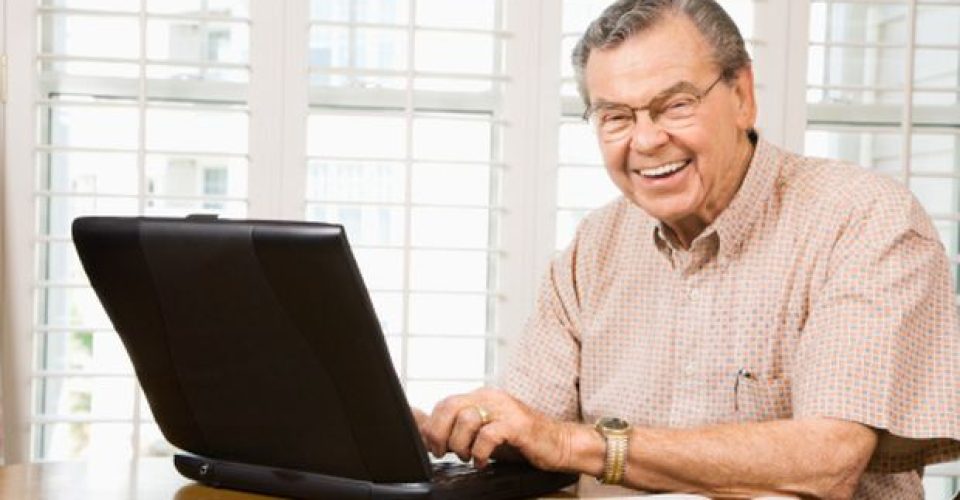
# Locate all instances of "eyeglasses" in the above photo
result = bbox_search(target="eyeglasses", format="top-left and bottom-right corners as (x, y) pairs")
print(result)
(582, 74), (725, 143)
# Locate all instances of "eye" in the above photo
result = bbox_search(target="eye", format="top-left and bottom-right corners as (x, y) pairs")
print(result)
(660, 95), (697, 117)
(599, 111), (632, 124)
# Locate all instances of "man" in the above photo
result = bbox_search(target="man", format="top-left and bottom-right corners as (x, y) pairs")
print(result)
(417, 1), (960, 498)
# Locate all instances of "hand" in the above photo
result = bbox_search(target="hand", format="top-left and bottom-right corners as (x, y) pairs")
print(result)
(420, 387), (577, 471)
(411, 407), (432, 451)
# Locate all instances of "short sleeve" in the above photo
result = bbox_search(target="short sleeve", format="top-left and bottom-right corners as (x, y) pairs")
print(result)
(496, 235), (585, 422)
(793, 187), (960, 473)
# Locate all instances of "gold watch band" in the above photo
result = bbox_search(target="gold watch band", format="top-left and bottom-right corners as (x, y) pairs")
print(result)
(595, 417), (631, 485)
(600, 432), (628, 484)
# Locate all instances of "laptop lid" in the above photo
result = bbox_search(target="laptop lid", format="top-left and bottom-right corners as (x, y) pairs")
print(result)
(72, 215), (432, 483)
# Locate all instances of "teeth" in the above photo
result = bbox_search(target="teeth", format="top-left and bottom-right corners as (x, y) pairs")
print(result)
(640, 160), (688, 177)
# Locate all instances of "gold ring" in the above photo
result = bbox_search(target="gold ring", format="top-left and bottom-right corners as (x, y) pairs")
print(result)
(474, 405), (491, 425)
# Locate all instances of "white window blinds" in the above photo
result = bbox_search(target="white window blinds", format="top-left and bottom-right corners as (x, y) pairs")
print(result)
(303, 0), (507, 412)
(32, 0), (251, 460)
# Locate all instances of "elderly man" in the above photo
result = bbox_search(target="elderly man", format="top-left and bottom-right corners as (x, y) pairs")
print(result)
(417, 0), (960, 498)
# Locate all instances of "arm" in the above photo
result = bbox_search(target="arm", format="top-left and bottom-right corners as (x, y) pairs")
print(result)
(567, 415), (877, 499)
(421, 389), (877, 500)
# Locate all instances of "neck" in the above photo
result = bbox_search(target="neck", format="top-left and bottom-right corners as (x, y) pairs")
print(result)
(664, 135), (757, 249)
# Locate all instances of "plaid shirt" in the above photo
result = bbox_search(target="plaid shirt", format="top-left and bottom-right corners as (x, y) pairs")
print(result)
(500, 139), (960, 498)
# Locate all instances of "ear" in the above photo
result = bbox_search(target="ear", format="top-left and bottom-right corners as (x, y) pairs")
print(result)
(731, 65), (758, 132)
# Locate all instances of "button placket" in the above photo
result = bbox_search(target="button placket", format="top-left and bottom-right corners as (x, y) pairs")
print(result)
(684, 275), (701, 302)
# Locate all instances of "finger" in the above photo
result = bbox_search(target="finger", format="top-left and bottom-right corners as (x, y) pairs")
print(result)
(447, 405), (486, 462)
(411, 407), (428, 429)
(410, 408), (431, 450)
(424, 396), (468, 458)
(471, 421), (509, 469)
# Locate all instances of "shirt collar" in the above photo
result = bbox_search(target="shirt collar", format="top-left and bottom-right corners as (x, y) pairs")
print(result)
(650, 138), (783, 268)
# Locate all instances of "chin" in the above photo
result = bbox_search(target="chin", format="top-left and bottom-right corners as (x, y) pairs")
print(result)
(629, 195), (699, 223)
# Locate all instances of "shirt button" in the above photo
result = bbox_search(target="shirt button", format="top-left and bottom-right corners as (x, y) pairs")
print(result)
(683, 363), (696, 376)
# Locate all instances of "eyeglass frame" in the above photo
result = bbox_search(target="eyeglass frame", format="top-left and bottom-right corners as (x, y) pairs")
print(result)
(581, 73), (727, 142)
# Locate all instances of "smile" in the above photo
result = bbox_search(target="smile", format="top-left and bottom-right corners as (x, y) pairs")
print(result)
(633, 159), (691, 179)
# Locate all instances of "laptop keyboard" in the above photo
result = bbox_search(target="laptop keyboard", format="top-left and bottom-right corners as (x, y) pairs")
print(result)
(430, 461), (495, 485)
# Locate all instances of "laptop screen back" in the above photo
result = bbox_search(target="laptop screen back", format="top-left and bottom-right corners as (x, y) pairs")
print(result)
(73, 216), (432, 483)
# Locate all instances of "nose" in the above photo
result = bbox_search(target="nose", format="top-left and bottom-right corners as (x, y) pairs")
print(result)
(629, 113), (669, 154)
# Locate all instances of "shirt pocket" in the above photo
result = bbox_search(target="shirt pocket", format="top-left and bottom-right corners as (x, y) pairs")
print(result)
(733, 373), (793, 422)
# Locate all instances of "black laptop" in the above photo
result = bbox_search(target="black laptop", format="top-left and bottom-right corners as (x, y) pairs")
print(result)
(72, 215), (577, 499)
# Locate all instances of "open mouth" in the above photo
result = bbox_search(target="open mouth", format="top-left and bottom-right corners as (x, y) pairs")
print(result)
(634, 159), (691, 179)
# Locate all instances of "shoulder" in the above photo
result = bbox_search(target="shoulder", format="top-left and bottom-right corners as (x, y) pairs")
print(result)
(779, 151), (937, 241)
(576, 196), (637, 237)
(784, 152), (903, 207)
(550, 196), (650, 291)
(569, 196), (651, 258)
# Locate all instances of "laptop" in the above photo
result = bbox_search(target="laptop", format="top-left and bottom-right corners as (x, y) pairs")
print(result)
(72, 215), (577, 499)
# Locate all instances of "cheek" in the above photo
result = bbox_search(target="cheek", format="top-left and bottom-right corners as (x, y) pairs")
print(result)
(600, 144), (627, 175)
(601, 149), (631, 189)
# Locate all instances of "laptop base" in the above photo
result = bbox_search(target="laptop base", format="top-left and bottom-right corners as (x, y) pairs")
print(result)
(175, 453), (577, 500)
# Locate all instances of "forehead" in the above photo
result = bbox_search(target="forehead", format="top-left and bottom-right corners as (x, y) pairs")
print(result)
(583, 14), (716, 103)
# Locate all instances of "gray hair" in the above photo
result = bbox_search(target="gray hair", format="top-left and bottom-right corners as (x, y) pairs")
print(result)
(572, 0), (751, 106)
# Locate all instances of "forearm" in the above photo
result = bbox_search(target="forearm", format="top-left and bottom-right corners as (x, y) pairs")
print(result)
(566, 417), (877, 499)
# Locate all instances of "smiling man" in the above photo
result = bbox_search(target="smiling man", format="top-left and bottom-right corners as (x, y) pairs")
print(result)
(418, 1), (960, 498)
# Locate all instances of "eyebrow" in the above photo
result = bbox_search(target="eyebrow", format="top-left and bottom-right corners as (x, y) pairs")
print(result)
(592, 80), (701, 109)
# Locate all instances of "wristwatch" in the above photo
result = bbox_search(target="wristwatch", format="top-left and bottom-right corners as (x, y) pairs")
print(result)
(594, 416), (632, 485)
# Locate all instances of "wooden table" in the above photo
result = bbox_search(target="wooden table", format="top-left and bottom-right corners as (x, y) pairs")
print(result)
(0, 458), (297, 500)
(0, 458), (588, 499)
(2, 459), (749, 499)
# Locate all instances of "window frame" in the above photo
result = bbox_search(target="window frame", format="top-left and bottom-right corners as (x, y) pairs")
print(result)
(4, 0), (38, 465)
(0, 0), (7, 463)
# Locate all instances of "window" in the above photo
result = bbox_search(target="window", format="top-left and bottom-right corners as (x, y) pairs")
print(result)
(304, 0), (507, 412)
(30, 0), (251, 461)
(8, 0), (515, 463)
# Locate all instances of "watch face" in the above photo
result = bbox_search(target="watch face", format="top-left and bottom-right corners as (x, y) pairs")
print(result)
(598, 417), (630, 431)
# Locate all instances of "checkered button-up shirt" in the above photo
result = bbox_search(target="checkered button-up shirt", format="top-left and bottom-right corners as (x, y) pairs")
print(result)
(500, 139), (960, 498)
